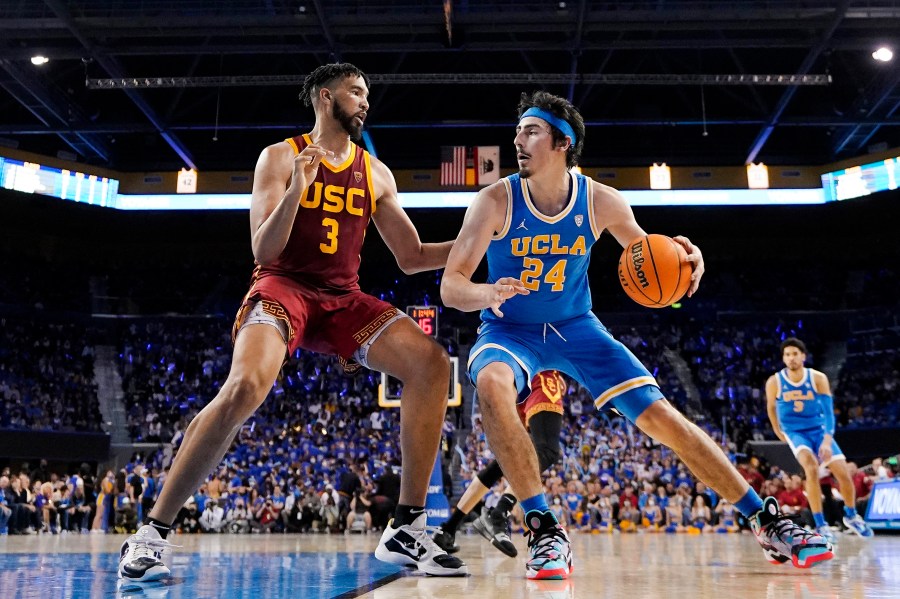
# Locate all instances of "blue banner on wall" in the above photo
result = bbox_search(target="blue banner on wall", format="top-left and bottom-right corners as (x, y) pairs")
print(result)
(865, 479), (900, 530)
(424, 452), (450, 526)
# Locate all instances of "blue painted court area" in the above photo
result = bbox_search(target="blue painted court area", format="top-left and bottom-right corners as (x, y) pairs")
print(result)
(0, 551), (405, 599)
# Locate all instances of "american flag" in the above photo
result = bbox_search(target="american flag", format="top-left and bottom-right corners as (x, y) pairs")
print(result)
(440, 146), (466, 185)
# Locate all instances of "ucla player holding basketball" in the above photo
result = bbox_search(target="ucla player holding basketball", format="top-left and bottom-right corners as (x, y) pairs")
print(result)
(766, 338), (873, 541)
(118, 63), (467, 583)
(441, 90), (833, 578)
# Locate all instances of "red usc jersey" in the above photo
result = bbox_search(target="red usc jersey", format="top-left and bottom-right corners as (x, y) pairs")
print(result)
(259, 133), (377, 291)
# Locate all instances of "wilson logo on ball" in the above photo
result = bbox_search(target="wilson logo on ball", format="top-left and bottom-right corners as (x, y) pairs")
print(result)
(618, 234), (692, 308)
(630, 241), (650, 289)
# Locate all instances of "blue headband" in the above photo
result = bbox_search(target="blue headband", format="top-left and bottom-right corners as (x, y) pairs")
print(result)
(520, 107), (577, 147)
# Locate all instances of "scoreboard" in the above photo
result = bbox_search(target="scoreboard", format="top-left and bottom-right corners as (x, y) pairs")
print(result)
(407, 305), (437, 337)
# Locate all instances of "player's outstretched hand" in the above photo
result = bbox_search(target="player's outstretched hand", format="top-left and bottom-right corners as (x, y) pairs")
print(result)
(673, 235), (705, 297)
(488, 277), (530, 318)
(292, 144), (332, 193)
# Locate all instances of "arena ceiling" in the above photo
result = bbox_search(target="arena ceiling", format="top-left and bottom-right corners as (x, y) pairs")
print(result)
(1, 0), (899, 172)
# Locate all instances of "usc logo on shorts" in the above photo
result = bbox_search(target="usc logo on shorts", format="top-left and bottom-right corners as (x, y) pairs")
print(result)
(537, 371), (565, 403)
(299, 182), (366, 217)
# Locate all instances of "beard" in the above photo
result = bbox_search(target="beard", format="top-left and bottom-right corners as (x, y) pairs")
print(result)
(333, 101), (363, 139)
(518, 165), (533, 178)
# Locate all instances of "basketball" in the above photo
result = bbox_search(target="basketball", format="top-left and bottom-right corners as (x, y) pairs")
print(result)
(618, 234), (692, 308)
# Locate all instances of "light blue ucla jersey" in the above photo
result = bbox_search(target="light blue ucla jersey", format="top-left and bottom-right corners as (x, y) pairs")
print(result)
(482, 171), (599, 324)
(775, 367), (824, 431)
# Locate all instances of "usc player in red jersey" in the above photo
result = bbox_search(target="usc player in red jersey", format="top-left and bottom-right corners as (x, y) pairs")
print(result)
(118, 63), (467, 582)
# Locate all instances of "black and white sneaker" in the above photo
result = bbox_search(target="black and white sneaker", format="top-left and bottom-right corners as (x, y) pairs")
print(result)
(375, 513), (469, 576)
(432, 525), (461, 554)
(118, 525), (179, 582)
(473, 507), (518, 558)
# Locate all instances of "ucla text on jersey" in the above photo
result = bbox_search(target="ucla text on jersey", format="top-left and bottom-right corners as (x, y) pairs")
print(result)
(775, 368), (825, 431)
(483, 171), (600, 324)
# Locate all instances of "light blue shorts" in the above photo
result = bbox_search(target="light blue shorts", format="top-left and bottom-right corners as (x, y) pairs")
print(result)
(784, 427), (845, 465)
(467, 312), (664, 422)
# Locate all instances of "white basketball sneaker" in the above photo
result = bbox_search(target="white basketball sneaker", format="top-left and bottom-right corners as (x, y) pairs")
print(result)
(375, 513), (469, 576)
(118, 525), (179, 582)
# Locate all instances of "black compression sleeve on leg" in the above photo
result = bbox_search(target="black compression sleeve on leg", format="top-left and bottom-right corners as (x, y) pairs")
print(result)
(476, 460), (505, 488)
(443, 507), (467, 532)
(529, 411), (563, 473)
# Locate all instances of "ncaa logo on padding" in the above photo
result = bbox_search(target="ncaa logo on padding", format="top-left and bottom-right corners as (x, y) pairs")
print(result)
(574, 214), (583, 227)
(354, 171), (363, 182)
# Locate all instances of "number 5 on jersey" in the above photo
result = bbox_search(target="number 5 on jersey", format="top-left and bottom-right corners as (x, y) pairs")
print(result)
(521, 257), (567, 292)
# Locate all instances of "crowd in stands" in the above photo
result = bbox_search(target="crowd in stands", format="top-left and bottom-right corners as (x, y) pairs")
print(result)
(2, 307), (898, 537)
(459, 398), (896, 536)
(836, 353), (900, 427)
(2, 245), (899, 537)
(0, 318), (102, 432)
(3, 417), (896, 537)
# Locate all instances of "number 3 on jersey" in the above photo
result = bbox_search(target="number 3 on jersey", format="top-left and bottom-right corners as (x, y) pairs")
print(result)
(320, 218), (338, 254)
(521, 257), (567, 292)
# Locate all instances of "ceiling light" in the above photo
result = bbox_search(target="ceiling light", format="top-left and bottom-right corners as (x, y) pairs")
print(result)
(31, 55), (49, 66)
(872, 47), (893, 62)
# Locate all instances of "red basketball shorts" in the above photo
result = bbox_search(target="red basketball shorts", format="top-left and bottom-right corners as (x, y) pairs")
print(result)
(517, 370), (566, 428)
(232, 272), (400, 372)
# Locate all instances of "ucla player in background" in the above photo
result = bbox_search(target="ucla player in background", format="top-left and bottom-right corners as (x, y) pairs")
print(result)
(766, 338), (874, 541)
(441, 90), (834, 578)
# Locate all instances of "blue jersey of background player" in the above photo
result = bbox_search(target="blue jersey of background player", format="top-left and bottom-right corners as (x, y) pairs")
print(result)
(765, 337), (873, 540)
(441, 89), (834, 576)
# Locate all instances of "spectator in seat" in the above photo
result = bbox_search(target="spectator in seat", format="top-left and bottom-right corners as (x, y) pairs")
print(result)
(200, 498), (226, 533)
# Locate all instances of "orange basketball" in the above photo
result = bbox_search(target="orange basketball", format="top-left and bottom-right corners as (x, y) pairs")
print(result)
(618, 234), (692, 308)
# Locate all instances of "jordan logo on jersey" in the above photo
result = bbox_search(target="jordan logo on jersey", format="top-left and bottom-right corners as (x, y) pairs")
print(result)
(516, 220), (528, 231)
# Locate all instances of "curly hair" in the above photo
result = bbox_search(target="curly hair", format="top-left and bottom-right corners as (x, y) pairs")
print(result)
(299, 63), (370, 107)
(781, 337), (808, 355)
(517, 91), (585, 168)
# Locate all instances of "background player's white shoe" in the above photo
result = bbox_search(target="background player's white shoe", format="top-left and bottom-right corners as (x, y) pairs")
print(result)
(375, 513), (469, 576)
(118, 525), (178, 582)
(815, 525), (837, 544)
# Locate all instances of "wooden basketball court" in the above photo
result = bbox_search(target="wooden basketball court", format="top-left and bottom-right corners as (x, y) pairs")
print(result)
(2, 530), (897, 598)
